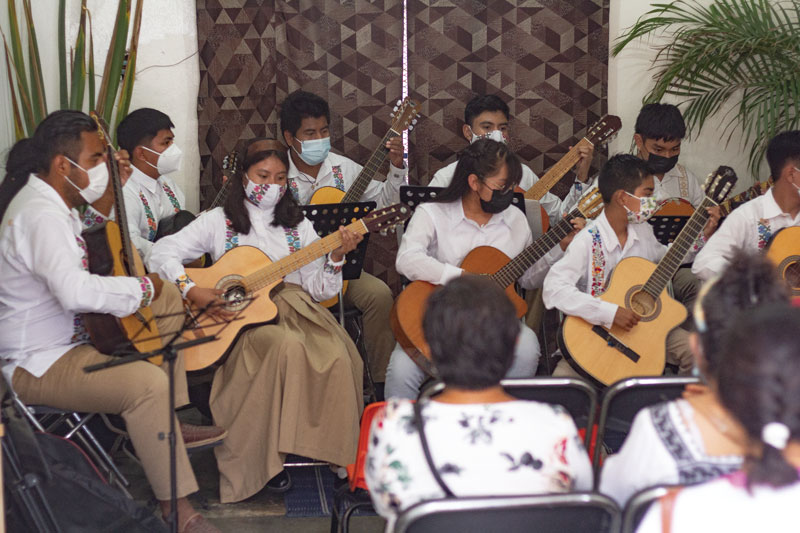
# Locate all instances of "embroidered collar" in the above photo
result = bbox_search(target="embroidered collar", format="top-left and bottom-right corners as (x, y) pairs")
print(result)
(129, 166), (160, 194)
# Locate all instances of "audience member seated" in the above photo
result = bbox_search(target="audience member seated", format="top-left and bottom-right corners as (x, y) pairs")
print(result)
(636, 304), (800, 532)
(600, 252), (790, 506)
(365, 276), (592, 531)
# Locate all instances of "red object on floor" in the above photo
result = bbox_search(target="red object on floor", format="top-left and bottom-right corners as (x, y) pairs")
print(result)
(346, 401), (387, 492)
(578, 423), (602, 466)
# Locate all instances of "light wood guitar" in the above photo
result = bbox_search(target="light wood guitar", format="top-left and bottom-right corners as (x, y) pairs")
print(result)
(180, 203), (411, 371)
(654, 177), (773, 218)
(559, 167), (738, 386)
(391, 189), (604, 376)
(766, 226), (800, 297)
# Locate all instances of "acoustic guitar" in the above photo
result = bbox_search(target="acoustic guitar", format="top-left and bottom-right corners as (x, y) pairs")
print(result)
(559, 166), (738, 386)
(180, 203), (411, 371)
(80, 113), (163, 363)
(654, 177), (774, 218)
(766, 226), (800, 297)
(391, 189), (605, 376)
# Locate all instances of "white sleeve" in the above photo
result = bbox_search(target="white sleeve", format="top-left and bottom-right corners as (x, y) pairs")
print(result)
(294, 220), (344, 301)
(692, 209), (746, 281)
(362, 162), (406, 208)
(122, 186), (155, 262)
(428, 165), (452, 188)
(395, 207), (462, 285)
(518, 240), (563, 290)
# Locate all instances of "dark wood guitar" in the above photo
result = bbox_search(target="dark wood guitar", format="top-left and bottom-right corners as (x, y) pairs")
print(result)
(391, 189), (605, 376)
(81, 113), (162, 362)
(179, 203), (411, 371)
(559, 167), (738, 386)
(766, 226), (800, 297)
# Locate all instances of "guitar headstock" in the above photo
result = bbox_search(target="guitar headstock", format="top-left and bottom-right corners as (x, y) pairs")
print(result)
(362, 203), (412, 235)
(389, 98), (422, 134)
(222, 150), (240, 179)
(703, 165), (738, 204)
(576, 187), (604, 220)
(585, 115), (622, 147)
(89, 111), (114, 149)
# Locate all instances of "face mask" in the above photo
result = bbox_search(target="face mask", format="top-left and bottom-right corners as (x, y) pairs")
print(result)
(469, 127), (507, 145)
(142, 143), (183, 175)
(480, 185), (515, 214)
(64, 157), (109, 204)
(292, 137), (331, 166)
(645, 152), (679, 175)
(624, 191), (658, 224)
(244, 178), (286, 210)
(793, 168), (800, 197)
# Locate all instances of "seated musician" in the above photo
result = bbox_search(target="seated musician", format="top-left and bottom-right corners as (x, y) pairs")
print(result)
(0, 111), (219, 532)
(543, 154), (720, 377)
(279, 90), (406, 393)
(366, 276), (592, 532)
(148, 141), (364, 503)
(385, 139), (583, 399)
(693, 130), (800, 281)
(428, 94), (594, 225)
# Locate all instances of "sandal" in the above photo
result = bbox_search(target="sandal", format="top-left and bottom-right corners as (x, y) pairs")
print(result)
(265, 469), (292, 493)
(180, 512), (221, 533)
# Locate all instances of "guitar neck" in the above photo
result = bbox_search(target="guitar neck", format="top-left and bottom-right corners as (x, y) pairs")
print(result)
(524, 137), (592, 201)
(210, 178), (233, 209)
(719, 178), (772, 216)
(342, 129), (399, 203)
(108, 148), (140, 275)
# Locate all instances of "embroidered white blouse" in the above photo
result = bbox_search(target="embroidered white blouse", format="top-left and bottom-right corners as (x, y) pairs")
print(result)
(692, 189), (800, 281)
(147, 202), (344, 302)
(366, 398), (593, 532)
(0, 177), (153, 381)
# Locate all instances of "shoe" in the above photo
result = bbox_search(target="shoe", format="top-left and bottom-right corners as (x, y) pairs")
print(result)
(179, 423), (227, 450)
(180, 512), (221, 533)
(265, 470), (292, 493)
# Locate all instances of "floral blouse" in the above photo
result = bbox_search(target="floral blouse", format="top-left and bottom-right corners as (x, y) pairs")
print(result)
(365, 398), (593, 531)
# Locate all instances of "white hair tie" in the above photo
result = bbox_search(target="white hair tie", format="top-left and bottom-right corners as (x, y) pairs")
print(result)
(761, 422), (791, 450)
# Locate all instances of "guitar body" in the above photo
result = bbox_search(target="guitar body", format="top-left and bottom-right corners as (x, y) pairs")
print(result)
(390, 246), (527, 376)
(654, 197), (694, 216)
(559, 256), (688, 387)
(766, 226), (800, 296)
(181, 246), (281, 371)
(81, 221), (163, 364)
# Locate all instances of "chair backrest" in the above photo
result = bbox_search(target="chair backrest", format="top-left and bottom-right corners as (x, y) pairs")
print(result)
(347, 401), (387, 491)
(621, 485), (676, 533)
(593, 376), (701, 469)
(394, 493), (621, 533)
(501, 377), (598, 449)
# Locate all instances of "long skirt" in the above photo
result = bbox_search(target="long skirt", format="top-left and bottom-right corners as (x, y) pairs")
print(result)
(209, 283), (364, 503)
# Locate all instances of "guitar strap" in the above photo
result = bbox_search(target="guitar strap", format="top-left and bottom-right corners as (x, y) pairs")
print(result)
(676, 164), (689, 200)
(413, 401), (455, 498)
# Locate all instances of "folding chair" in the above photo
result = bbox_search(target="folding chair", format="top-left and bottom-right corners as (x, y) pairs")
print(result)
(394, 493), (621, 533)
(621, 485), (676, 533)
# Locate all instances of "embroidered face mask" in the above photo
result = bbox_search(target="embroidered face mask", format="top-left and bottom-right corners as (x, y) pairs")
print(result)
(292, 137), (331, 166)
(64, 157), (109, 204)
(624, 191), (658, 224)
(469, 127), (507, 145)
(244, 178), (286, 210)
(142, 143), (183, 175)
(793, 167), (800, 197)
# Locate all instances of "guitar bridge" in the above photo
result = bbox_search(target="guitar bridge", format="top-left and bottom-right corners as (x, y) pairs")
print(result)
(590, 326), (641, 363)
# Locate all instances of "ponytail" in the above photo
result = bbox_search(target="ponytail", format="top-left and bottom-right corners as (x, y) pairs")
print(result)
(1, 138), (40, 220)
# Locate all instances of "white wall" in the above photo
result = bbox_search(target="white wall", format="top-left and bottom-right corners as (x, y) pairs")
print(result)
(0, 0), (200, 211)
(609, 0), (767, 192)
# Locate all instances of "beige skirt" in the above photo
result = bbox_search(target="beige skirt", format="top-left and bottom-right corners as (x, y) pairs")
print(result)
(209, 283), (364, 503)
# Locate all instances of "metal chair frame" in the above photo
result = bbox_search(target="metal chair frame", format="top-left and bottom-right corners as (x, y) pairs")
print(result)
(621, 485), (676, 533)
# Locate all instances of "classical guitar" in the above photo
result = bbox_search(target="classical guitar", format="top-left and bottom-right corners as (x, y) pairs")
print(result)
(180, 203), (411, 371)
(766, 226), (800, 297)
(391, 189), (605, 376)
(653, 177), (773, 218)
(80, 113), (163, 362)
(559, 167), (738, 386)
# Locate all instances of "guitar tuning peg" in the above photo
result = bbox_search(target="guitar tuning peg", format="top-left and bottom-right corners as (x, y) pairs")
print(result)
(408, 125), (414, 131)
(396, 99), (402, 106)
(380, 229), (388, 236)
(412, 119), (418, 125)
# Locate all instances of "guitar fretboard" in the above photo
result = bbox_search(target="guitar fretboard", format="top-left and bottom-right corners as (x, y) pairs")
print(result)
(524, 137), (592, 201)
(341, 128), (399, 203)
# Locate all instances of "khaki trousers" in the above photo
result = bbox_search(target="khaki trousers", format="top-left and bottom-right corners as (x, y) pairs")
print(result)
(12, 283), (198, 501)
(342, 271), (395, 382)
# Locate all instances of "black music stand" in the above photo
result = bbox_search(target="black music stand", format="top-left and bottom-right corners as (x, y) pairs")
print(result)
(647, 215), (690, 246)
(400, 186), (526, 223)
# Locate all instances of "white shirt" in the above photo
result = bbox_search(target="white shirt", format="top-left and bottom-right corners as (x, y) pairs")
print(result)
(148, 202), (344, 302)
(0, 177), (152, 380)
(693, 189), (800, 281)
(654, 164), (705, 208)
(366, 398), (593, 532)
(429, 159), (589, 226)
(395, 199), (561, 289)
(287, 150), (406, 208)
(600, 399), (742, 507)
(543, 211), (699, 329)
(636, 472), (800, 533)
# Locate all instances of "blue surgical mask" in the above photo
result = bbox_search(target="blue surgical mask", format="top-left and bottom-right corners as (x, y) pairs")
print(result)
(293, 137), (331, 166)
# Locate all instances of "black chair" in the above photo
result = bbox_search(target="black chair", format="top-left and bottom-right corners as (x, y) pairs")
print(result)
(621, 485), (676, 533)
(394, 493), (621, 533)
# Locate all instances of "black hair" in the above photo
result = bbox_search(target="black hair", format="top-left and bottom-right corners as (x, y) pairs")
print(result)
(116, 108), (175, 154)
(32, 110), (97, 173)
(717, 305), (800, 490)
(464, 95), (510, 128)
(279, 90), (330, 137)
(0, 138), (40, 220)
(223, 148), (302, 233)
(423, 276), (519, 389)
(597, 153), (651, 203)
(634, 103), (686, 142)
(697, 252), (790, 376)
(765, 130), (800, 182)
(434, 138), (522, 204)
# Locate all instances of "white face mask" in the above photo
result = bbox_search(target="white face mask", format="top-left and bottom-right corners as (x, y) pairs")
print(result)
(793, 167), (800, 197)
(468, 127), (507, 145)
(624, 191), (658, 224)
(142, 143), (183, 175)
(64, 157), (109, 204)
(244, 178), (286, 210)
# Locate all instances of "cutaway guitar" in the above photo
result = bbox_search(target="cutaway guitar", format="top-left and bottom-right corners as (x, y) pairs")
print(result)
(766, 226), (800, 297)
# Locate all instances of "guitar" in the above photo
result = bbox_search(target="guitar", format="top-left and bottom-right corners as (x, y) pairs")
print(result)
(654, 177), (773, 219)
(80, 113), (163, 363)
(766, 226), (800, 297)
(559, 166), (738, 386)
(391, 189), (605, 376)
(180, 203), (412, 371)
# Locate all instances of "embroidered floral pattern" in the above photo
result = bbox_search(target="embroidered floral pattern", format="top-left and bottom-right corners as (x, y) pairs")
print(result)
(70, 236), (91, 343)
(174, 273), (194, 296)
(332, 165), (345, 191)
(161, 182), (181, 212)
(139, 192), (157, 241)
(287, 178), (301, 203)
(589, 227), (606, 297)
(247, 183), (268, 205)
(283, 226), (302, 253)
(757, 219), (772, 250)
(224, 218), (240, 251)
(80, 208), (106, 229)
(324, 259), (343, 275)
(138, 276), (154, 307)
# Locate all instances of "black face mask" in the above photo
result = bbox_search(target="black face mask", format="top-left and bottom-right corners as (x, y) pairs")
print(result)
(646, 153), (679, 175)
(480, 187), (515, 214)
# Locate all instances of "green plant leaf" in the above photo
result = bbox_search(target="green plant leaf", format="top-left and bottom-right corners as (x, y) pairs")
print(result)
(3, 38), (25, 140)
(6, 0), (34, 135)
(87, 6), (95, 112)
(114, 0), (143, 139)
(69, 0), (87, 110)
(58, 0), (67, 108)
(96, 0), (130, 125)
(21, 0), (46, 123)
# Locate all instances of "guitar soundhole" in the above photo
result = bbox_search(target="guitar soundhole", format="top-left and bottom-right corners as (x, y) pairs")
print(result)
(217, 275), (251, 312)
(781, 257), (800, 295)
(624, 285), (661, 322)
